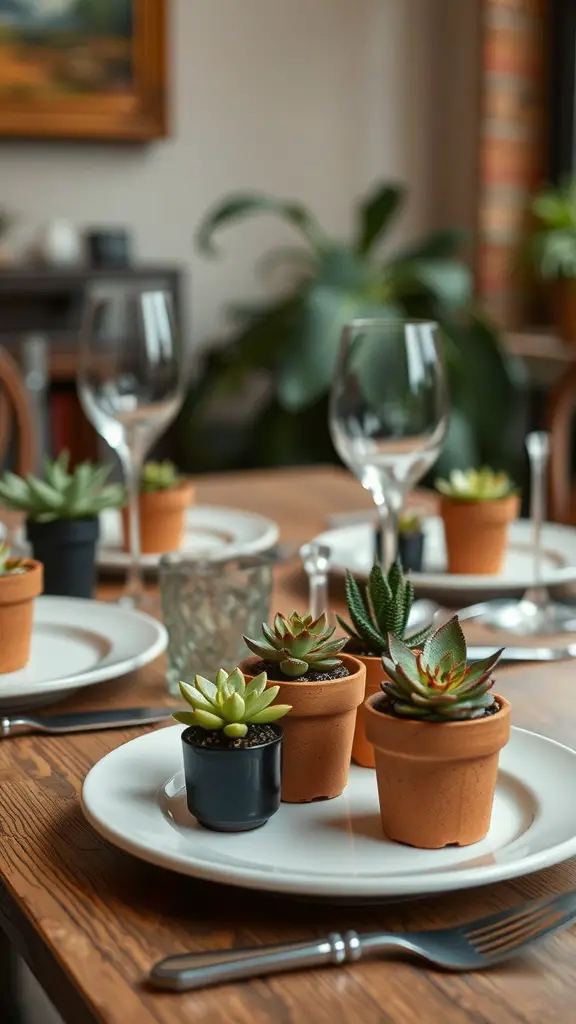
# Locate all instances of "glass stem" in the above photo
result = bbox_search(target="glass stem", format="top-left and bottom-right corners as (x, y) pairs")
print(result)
(309, 571), (329, 620)
(374, 499), (398, 572)
(525, 431), (549, 610)
(118, 445), (145, 602)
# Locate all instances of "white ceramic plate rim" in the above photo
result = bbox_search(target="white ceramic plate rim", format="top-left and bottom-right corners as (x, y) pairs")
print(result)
(314, 518), (576, 591)
(0, 596), (168, 699)
(81, 725), (576, 898)
(97, 506), (280, 569)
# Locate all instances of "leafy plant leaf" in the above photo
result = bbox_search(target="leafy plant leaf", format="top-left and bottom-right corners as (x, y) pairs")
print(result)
(196, 192), (329, 258)
(355, 182), (405, 255)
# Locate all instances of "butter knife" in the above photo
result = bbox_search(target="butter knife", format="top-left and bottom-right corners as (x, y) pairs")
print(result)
(0, 706), (174, 738)
(467, 645), (576, 663)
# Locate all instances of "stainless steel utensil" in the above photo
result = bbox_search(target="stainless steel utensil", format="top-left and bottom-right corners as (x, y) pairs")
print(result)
(149, 892), (576, 991)
(299, 543), (331, 619)
(0, 706), (174, 738)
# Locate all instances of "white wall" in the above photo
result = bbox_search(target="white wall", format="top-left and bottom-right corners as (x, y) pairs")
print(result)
(1, 0), (475, 353)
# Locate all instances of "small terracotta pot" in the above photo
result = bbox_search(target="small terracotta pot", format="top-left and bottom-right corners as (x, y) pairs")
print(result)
(0, 560), (43, 673)
(440, 494), (520, 575)
(365, 693), (511, 848)
(555, 278), (576, 344)
(349, 651), (387, 769)
(122, 480), (194, 555)
(240, 653), (366, 803)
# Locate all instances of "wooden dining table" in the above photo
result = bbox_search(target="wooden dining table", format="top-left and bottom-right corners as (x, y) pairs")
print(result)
(2, 465), (576, 1024)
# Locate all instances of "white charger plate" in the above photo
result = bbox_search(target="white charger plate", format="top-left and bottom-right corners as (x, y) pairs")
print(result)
(82, 724), (576, 900)
(97, 506), (279, 571)
(314, 517), (576, 601)
(0, 596), (167, 711)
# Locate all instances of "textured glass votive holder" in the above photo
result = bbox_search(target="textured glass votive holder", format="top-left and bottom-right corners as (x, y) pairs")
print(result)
(159, 551), (274, 694)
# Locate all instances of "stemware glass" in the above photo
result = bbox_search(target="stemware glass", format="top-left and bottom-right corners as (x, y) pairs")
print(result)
(78, 288), (186, 607)
(329, 319), (449, 569)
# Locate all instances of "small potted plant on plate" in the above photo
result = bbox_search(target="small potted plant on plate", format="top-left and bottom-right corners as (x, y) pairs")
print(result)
(436, 467), (520, 574)
(241, 612), (366, 803)
(337, 561), (433, 768)
(365, 616), (510, 848)
(173, 666), (291, 832)
(0, 542), (43, 672)
(0, 451), (124, 599)
(122, 460), (194, 555)
(398, 512), (425, 572)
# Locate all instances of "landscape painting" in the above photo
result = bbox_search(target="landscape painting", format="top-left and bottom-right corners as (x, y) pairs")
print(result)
(0, 0), (167, 140)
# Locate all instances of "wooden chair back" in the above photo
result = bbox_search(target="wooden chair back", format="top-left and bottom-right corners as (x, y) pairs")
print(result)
(0, 347), (37, 479)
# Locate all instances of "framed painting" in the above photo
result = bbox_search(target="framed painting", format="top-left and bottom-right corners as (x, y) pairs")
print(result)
(0, 0), (167, 141)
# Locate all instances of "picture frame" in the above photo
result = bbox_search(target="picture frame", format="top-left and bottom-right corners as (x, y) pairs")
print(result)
(0, 0), (167, 142)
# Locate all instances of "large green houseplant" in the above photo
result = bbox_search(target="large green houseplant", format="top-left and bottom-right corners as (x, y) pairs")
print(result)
(526, 180), (576, 342)
(181, 182), (526, 475)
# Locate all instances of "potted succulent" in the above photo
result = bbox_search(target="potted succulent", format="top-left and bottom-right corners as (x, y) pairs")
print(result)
(122, 460), (194, 555)
(0, 543), (43, 673)
(241, 612), (366, 803)
(337, 562), (432, 768)
(436, 468), (520, 575)
(398, 512), (425, 573)
(173, 666), (291, 832)
(365, 616), (510, 848)
(0, 451), (124, 599)
(526, 181), (576, 343)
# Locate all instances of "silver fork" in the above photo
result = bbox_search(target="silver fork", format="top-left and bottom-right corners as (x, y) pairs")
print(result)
(149, 891), (576, 991)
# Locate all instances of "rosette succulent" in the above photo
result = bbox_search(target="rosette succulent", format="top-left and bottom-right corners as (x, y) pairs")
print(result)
(381, 615), (503, 721)
(244, 611), (347, 678)
(337, 561), (432, 658)
(0, 451), (124, 522)
(0, 543), (28, 576)
(435, 468), (516, 501)
(173, 667), (291, 739)
(141, 460), (181, 493)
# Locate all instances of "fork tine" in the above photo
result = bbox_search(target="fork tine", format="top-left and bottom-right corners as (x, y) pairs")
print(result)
(467, 902), (564, 943)
(470, 906), (576, 962)
(472, 909), (568, 955)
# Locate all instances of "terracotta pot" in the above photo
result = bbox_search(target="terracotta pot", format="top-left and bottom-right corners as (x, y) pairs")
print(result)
(240, 653), (366, 803)
(122, 481), (194, 555)
(349, 652), (387, 769)
(555, 278), (576, 344)
(440, 494), (520, 575)
(365, 693), (511, 848)
(0, 560), (43, 673)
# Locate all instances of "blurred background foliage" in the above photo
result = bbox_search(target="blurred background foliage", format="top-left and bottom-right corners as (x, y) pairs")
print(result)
(175, 182), (527, 481)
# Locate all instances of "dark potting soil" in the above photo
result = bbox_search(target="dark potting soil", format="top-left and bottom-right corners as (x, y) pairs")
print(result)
(250, 660), (350, 683)
(185, 724), (279, 750)
(374, 695), (502, 720)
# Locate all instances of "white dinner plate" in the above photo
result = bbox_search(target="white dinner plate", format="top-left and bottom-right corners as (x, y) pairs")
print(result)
(82, 724), (576, 900)
(97, 506), (279, 571)
(314, 517), (576, 602)
(0, 596), (167, 711)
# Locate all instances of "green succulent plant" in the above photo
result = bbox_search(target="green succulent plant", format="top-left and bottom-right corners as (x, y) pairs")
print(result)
(526, 180), (576, 281)
(435, 467), (516, 501)
(0, 450), (124, 522)
(381, 615), (503, 722)
(244, 611), (347, 678)
(173, 667), (292, 739)
(398, 512), (423, 534)
(0, 542), (28, 576)
(141, 460), (182, 493)
(337, 561), (433, 658)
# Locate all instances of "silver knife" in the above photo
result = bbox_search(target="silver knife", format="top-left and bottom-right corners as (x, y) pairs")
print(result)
(0, 706), (175, 738)
(467, 645), (576, 663)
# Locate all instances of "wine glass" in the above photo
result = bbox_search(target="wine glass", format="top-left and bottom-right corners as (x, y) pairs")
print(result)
(329, 319), (449, 569)
(78, 288), (186, 607)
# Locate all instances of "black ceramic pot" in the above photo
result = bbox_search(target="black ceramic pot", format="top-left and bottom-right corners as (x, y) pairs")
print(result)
(398, 530), (425, 573)
(181, 725), (283, 832)
(86, 229), (131, 268)
(26, 516), (99, 599)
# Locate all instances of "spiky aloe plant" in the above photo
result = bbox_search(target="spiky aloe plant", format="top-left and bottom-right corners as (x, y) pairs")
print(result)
(141, 460), (181, 493)
(244, 611), (347, 679)
(435, 468), (516, 501)
(173, 667), (291, 739)
(337, 561), (432, 658)
(0, 451), (124, 522)
(381, 616), (503, 721)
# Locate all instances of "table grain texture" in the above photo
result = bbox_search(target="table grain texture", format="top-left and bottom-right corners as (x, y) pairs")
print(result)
(1, 467), (576, 1024)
